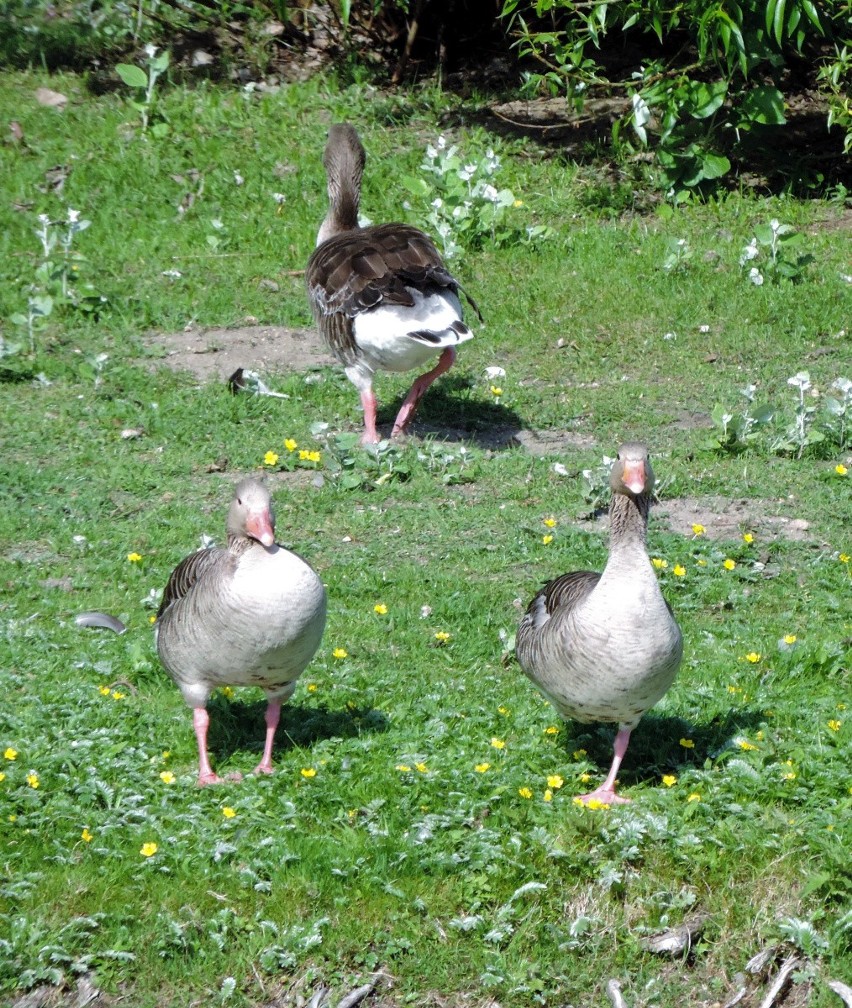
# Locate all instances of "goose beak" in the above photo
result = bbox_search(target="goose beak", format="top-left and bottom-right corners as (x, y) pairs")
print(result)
(621, 459), (647, 495)
(246, 509), (275, 548)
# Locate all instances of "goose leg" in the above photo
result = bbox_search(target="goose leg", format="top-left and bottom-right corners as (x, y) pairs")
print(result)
(391, 347), (456, 437)
(575, 726), (632, 806)
(359, 387), (380, 445)
(254, 698), (282, 775)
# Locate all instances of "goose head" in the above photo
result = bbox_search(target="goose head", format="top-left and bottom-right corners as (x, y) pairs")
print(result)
(228, 478), (275, 548)
(317, 123), (366, 246)
(611, 443), (654, 498)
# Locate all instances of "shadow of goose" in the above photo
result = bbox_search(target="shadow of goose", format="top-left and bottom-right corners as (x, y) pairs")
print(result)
(565, 707), (769, 788)
(205, 696), (389, 764)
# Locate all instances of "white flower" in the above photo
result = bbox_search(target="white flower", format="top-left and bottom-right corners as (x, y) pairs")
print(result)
(67, 208), (81, 223)
(699, 324), (710, 333)
(272, 192), (286, 204)
(458, 164), (477, 181)
(484, 366), (506, 380)
(233, 171), (244, 186)
(787, 371), (811, 392)
(431, 197), (443, 208)
(748, 267), (764, 285)
(740, 239), (759, 264)
(144, 43), (158, 59)
(436, 135), (447, 150)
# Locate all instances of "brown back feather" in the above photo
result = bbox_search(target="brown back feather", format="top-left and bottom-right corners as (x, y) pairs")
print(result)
(528, 571), (601, 618)
(156, 538), (250, 619)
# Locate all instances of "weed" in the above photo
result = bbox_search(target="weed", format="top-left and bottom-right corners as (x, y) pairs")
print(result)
(116, 45), (170, 136)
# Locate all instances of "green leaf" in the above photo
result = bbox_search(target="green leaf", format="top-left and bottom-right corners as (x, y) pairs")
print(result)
(151, 51), (170, 73)
(686, 80), (728, 119)
(115, 63), (148, 89)
(740, 86), (786, 124)
(699, 151), (731, 181)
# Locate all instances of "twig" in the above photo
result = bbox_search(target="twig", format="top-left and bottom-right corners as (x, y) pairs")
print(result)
(757, 956), (801, 1008)
(306, 987), (329, 1008)
(607, 979), (629, 1008)
(828, 979), (852, 1008)
(723, 987), (748, 1008)
(490, 105), (601, 133)
(391, 0), (424, 84)
(337, 980), (377, 1008)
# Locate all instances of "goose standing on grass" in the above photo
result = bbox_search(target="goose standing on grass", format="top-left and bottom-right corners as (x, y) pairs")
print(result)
(516, 443), (683, 806)
(306, 123), (481, 444)
(155, 478), (327, 786)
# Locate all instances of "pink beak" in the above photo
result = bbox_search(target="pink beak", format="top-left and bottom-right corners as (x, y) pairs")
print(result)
(245, 508), (275, 547)
(621, 458), (647, 495)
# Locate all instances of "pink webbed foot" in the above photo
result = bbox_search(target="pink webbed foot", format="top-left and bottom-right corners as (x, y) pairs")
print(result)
(253, 761), (275, 776)
(196, 770), (243, 788)
(574, 787), (631, 807)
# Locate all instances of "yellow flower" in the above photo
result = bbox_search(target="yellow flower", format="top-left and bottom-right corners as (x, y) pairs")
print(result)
(8, 814), (16, 822)
(98, 685), (110, 695)
(111, 691), (125, 700)
(498, 706), (510, 715)
(783, 771), (797, 780)
(222, 807), (237, 818)
(544, 726), (559, 735)
(518, 787), (533, 799)
(737, 739), (758, 751)
(679, 738), (695, 749)
(543, 517), (557, 528)
(490, 385), (503, 397)
(686, 793), (701, 803)
(162, 750), (170, 760)
(756, 730), (765, 741)
(585, 798), (610, 810)
(742, 533), (754, 544)
(513, 199), (524, 208)
(490, 738), (506, 750)
(838, 703), (847, 711)
(373, 603), (388, 615)
(696, 558), (707, 566)
(148, 614), (156, 624)
(220, 686), (234, 698)
(547, 774), (564, 790)
(298, 449), (321, 462)
(81, 828), (93, 842)
(723, 558), (736, 570)
(159, 771), (175, 784)
(140, 842), (158, 857)
(839, 554), (850, 564)
(579, 773), (592, 783)
(332, 647), (348, 659)
(284, 438), (298, 452)
(26, 772), (39, 789)
(475, 762), (490, 773)
(651, 558), (668, 569)
(415, 762), (428, 773)
(543, 789), (553, 802)
(434, 631), (450, 642)
(727, 685), (742, 694)
(306, 683), (318, 693)
(0, 772), (5, 782)
(4, 748), (18, 761)
(662, 774), (677, 787)
(744, 652), (761, 663)
(395, 764), (411, 772)
(542, 535), (553, 545)
(263, 451), (279, 466)
(783, 634), (797, 645)
(572, 749), (587, 759)
(827, 720), (841, 732)
(300, 767), (317, 778)
(127, 552), (143, 563)
(673, 565), (686, 577)
(691, 523), (705, 536)
(835, 464), (848, 475)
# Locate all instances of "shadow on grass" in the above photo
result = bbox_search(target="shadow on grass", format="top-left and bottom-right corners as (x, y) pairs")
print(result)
(377, 374), (526, 449)
(205, 696), (389, 764)
(566, 707), (768, 788)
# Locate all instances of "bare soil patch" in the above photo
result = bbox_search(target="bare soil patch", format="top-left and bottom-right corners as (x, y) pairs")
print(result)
(142, 324), (335, 383)
(656, 495), (813, 542)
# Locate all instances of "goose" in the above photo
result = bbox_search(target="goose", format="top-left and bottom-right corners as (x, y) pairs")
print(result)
(306, 122), (481, 444)
(515, 443), (683, 805)
(155, 478), (327, 786)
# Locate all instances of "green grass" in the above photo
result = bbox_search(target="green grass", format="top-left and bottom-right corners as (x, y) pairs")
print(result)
(1, 70), (851, 1007)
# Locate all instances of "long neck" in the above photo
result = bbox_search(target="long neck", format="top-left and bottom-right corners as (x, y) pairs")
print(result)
(607, 491), (650, 558)
(226, 533), (257, 557)
(317, 155), (362, 245)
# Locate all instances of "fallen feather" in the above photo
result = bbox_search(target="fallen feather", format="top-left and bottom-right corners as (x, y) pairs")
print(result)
(74, 612), (127, 634)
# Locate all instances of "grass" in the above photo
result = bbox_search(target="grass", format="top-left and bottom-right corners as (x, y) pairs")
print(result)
(1, 68), (851, 1007)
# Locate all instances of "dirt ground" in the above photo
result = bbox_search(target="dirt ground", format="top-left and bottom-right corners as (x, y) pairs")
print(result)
(143, 324), (817, 545)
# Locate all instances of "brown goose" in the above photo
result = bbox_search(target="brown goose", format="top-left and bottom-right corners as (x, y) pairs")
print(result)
(516, 444), (683, 805)
(155, 478), (327, 786)
(306, 123), (480, 444)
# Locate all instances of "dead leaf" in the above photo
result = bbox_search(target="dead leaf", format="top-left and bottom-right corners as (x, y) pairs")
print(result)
(35, 87), (68, 108)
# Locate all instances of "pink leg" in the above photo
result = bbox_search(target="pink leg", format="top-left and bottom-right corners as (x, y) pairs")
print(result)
(391, 347), (456, 437)
(575, 726), (633, 806)
(193, 706), (242, 787)
(254, 698), (282, 775)
(359, 387), (380, 444)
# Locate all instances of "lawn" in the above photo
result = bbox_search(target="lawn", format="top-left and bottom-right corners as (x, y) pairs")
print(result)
(0, 69), (850, 1008)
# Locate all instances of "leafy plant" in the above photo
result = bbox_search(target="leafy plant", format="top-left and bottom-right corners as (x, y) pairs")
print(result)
(706, 384), (774, 453)
(116, 45), (170, 136)
(739, 219), (814, 284)
(402, 136), (552, 258)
